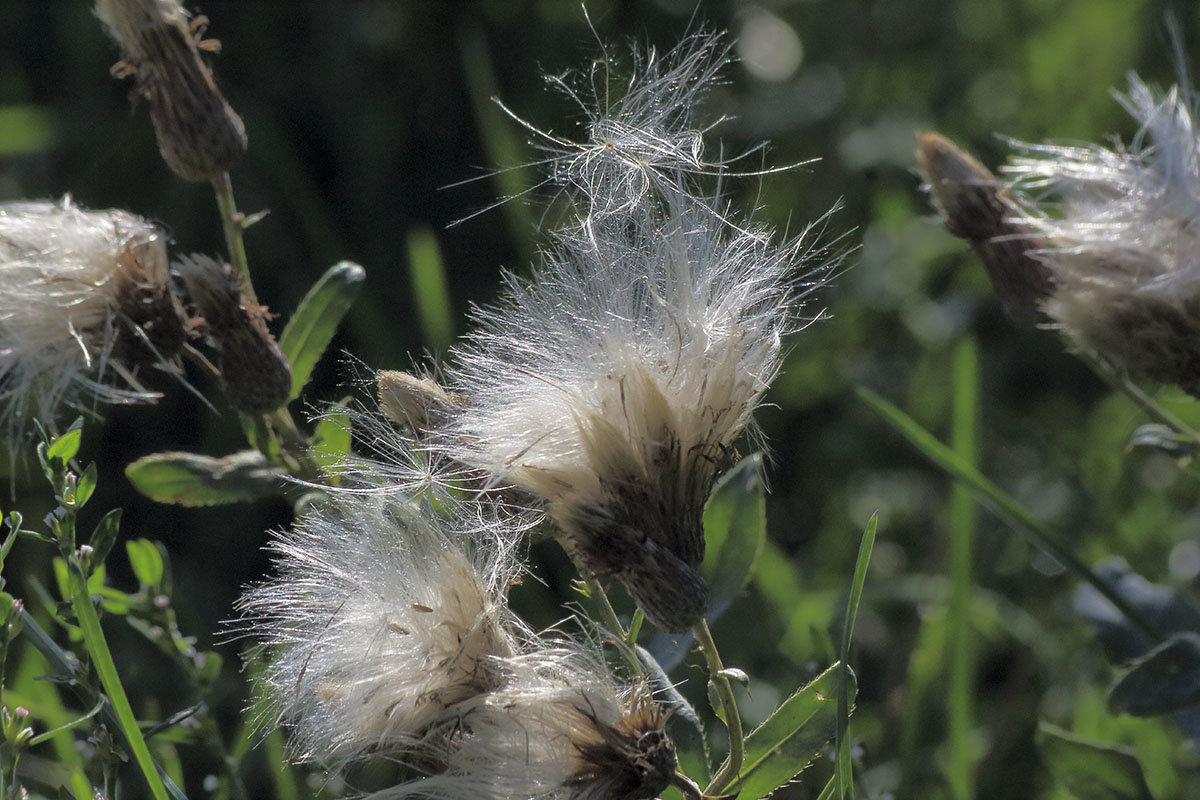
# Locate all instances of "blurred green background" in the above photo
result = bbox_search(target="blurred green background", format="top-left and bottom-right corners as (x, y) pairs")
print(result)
(4, 1), (1200, 798)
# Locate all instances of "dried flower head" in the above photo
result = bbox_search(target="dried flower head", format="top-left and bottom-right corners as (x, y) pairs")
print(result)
(387, 645), (675, 800)
(378, 369), (459, 433)
(1003, 73), (1200, 395)
(236, 489), (522, 766)
(915, 132), (1055, 323)
(174, 254), (291, 414)
(437, 33), (835, 633)
(96, 0), (246, 181)
(0, 198), (186, 435)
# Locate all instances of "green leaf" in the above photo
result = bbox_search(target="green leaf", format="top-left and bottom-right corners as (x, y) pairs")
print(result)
(702, 453), (766, 618)
(88, 508), (123, 566)
(126, 539), (164, 588)
(1108, 633), (1200, 717)
(73, 462), (97, 508)
(1036, 722), (1154, 800)
(66, 564), (171, 800)
(125, 450), (287, 506)
(311, 406), (351, 479)
(278, 261), (366, 401)
(857, 387), (1163, 643)
(406, 226), (454, 350)
(835, 514), (876, 798)
(739, 661), (855, 800)
(45, 423), (82, 465)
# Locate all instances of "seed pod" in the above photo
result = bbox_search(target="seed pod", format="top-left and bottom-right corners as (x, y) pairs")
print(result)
(175, 255), (291, 414)
(96, 0), (247, 181)
(377, 369), (458, 432)
(916, 132), (1055, 323)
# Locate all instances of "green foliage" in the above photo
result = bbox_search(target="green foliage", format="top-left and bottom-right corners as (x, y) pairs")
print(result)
(277, 261), (366, 402)
(1036, 723), (1155, 800)
(125, 450), (289, 506)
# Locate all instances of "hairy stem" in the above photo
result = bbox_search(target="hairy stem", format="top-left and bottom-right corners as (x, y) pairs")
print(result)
(211, 172), (257, 307)
(696, 618), (744, 796)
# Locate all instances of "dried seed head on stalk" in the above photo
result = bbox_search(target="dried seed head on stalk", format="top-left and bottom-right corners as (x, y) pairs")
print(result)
(1002, 73), (1200, 396)
(385, 644), (675, 800)
(915, 132), (1055, 323)
(235, 488), (523, 768)
(438, 33), (836, 633)
(174, 254), (291, 414)
(96, 0), (246, 181)
(0, 198), (187, 436)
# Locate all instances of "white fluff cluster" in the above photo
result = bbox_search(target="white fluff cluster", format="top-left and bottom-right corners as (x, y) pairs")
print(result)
(0, 198), (184, 436)
(437, 33), (834, 632)
(1005, 73), (1200, 394)
(239, 463), (676, 798)
(236, 488), (522, 766)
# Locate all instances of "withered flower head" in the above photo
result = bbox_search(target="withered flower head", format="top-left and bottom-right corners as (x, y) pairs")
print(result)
(915, 131), (1055, 323)
(0, 198), (186, 435)
(174, 254), (290, 414)
(96, 0), (247, 181)
(433, 34), (836, 633)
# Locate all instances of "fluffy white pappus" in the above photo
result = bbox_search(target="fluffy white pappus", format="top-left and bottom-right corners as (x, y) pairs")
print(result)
(1004, 73), (1200, 394)
(235, 490), (526, 767)
(381, 644), (675, 800)
(0, 198), (186, 436)
(496, 29), (786, 222)
(441, 191), (834, 632)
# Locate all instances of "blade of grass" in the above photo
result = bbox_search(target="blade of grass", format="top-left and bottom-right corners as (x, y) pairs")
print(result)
(405, 226), (454, 351)
(836, 513), (876, 799)
(67, 567), (170, 800)
(948, 337), (977, 800)
(857, 387), (1162, 643)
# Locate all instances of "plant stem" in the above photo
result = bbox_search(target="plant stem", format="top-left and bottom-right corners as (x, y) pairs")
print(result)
(696, 617), (744, 796)
(211, 172), (258, 307)
(1078, 349), (1200, 443)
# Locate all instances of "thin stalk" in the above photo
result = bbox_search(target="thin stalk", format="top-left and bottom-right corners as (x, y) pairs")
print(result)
(1077, 349), (1200, 443)
(697, 618), (744, 796)
(211, 172), (258, 307)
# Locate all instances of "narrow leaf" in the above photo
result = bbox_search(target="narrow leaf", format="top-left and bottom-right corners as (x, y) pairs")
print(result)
(1109, 633), (1200, 717)
(836, 514), (876, 798)
(739, 662), (855, 800)
(311, 406), (351, 479)
(68, 565), (170, 800)
(125, 450), (286, 506)
(74, 462), (97, 508)
(857, 387), (1163, 643)
(1036, 722), (1154, 800)
(126, 539), (164, 588)
(406, 226), (455, 350)
(278, 261), (366, 401)
(702, 453), (766, 620)
(87, 508), (122, 565)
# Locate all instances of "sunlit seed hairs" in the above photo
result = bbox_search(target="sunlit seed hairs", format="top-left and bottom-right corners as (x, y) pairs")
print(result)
(96, 0), (246, 181)
(1003, 73), (1200, 395)
(235, 489), (523, 767)
(0, 198), (186, 435)
(383, 646), (675, 800)
(438, 31), (837, 632)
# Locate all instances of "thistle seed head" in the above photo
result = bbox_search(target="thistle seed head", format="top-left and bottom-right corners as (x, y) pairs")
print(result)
(96, 0), (247, 181)
(174, 255), (291, 414)
(0, 198), (187, 435)
(915, 131), (1055, 323)
(1001, 73), (1200, 395)
(234, 489), (524, 767)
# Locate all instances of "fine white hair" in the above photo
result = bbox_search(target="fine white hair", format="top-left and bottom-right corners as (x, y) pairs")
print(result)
(1005, 72), (1200, 393)
(0, 198), (180, 436)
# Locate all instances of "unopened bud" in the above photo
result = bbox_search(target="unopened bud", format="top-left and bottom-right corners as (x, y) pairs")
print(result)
(916, 132), (1054, 323)
(174, 255), (291, 414)
(96, 0), (247, 181)
(377, 370), (457, 431)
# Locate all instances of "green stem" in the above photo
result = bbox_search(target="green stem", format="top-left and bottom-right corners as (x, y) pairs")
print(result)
(697, 618), (744, 796)
(1078, 349), (1200, 443)
(211, 172), (258, 307)
(67, 569), (170, 800)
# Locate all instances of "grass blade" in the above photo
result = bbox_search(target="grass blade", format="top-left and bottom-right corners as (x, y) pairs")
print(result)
(836, 513), (876, 799)
(857, 386), (1162, 643)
